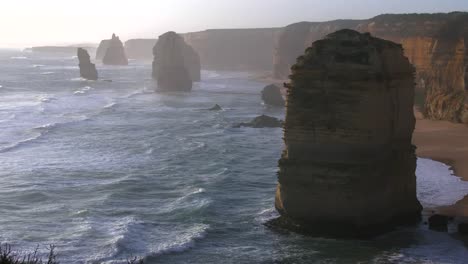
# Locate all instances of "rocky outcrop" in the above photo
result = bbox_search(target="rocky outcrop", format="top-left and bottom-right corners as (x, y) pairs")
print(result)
(275, 30), (422, 237)
(124, 39), (157, 60)
(273, 12), (468, 124)
(183, 28), (281, 71)
(95, 39), (110, 61)
(152, 31), (200, 91)
(261, 84), (285, 107)
(208, 104), (222, 111)
(102, 34), (128, 65)
(183, 44), (201, 82)
(234, 115), (283, 128)
(77, 48), (98, 80)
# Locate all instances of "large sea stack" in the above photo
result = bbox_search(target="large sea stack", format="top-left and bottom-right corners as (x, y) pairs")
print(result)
(102, 34), (128, 65)
(77, 48), (98, 81)
(152, 31), (201, 91)
(274, 30), (422, 237)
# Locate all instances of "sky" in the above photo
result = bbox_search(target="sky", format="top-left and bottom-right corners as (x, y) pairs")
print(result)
(1, 0), (468, 48)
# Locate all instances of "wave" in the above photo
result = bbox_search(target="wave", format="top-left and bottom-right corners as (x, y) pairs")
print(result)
(32, 64), (45, 68)
(0, 116), (90, 154)
(0, 132), (43, 153)
(255, 207), (280, 223)
(40, 71), (55, 75)
(10, 56), (28, 60)
(149, 224), (209, 257)
(416, 158), (468, 208)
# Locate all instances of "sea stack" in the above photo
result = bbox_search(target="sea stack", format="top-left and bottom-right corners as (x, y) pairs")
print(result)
(152, 31), (201, 92)
(77, 48), (98, 80)
(261, 84), (285, 107)
(102, 34), (128, 65)
(274, 29), (422, 237)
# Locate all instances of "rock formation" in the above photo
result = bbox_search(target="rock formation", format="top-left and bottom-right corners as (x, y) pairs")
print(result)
(124, 39), (157, 60)
(95, 39), (110, 61)
(183, 28), (281, 71)
(102, 34), (128, 65)
(183, 44), (201, 82)
(275, 30), (422, 237)
(261, 84), (285, 107)
(77, 48), (98, 81)
(234, 115), (283, 128)
(273, 12), (468, 124)
(152, 31), (200, 91)
(208, 104), (222, 111)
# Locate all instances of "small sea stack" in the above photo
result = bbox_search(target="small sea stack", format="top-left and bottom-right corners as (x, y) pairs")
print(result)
(152, 31), (201, 92)
(102, 34), (128, 65)
(77, 48), (98, 81)
(95, 39), (110, 61)
(274, 29), (422, 238)
(261, 84), (285, 107)
(234, 115), (283, 128)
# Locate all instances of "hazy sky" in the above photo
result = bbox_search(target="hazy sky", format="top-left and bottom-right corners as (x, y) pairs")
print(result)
(2, 0), (468, 48)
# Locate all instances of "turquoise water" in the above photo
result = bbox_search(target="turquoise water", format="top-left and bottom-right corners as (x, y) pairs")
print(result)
(0, 50), (467, 263)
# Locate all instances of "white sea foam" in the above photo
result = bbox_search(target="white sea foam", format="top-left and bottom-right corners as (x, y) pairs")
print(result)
(416, 158), (468, 208)
(10, 56), (28, 60)
(40, 71), (55, 75)
(151, 224), (209, 257)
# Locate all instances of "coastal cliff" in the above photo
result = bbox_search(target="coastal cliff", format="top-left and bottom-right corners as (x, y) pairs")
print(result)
(77, 48), (98, 81)
(183, 28), (281, 71)
(152, 31), (199, 91)
(275, 30), (422, 237)
(273, 12), (468, 124)
(102, 34), (128, 65)
(124, 39), (157, 60)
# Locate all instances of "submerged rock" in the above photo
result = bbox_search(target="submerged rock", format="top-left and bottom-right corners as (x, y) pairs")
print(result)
(261, 84), (285, 107)
(152, 31), (201, 91)
(234, 115), (283, 128)
(208, 104), (222, 111)
(274, 30), (422, 238)
(102, 34), (128, 65)
(77, 48), (98, 80)
(428, 214), (449, 231)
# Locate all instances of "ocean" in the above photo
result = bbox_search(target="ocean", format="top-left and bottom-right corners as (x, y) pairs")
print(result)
(0, 50), (467, 263)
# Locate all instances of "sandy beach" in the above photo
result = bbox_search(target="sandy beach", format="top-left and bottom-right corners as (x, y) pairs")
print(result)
(414, 111), (468, 216)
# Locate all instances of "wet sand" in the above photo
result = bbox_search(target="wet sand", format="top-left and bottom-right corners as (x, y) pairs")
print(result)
(413, 111), (468, 217)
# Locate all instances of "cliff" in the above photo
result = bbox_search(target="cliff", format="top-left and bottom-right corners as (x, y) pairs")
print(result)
(152, 31), (196, 91)
(77, 48), (98, 80)
(273, 12), (468, 124)
(102, 34), (128, 65)
(275, 30), (422, 237)
(183, 28), (281, 71)
(124, 38), (157, 60)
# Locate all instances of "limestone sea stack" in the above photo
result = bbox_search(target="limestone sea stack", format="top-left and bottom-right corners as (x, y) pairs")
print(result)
(102, 34), (128, 65)
(152, 31), (201, 91)
(261, 84), (285, 107)
(95, 39), (110, 61)
(77, 48), (98, 80)
(274, 30), (422, 237)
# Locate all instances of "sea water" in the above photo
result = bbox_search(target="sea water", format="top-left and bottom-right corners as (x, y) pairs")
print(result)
(0, 50), (467, 263)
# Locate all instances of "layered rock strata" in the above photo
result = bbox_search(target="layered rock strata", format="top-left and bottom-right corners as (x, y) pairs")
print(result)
(77, 48), (98, 80)
(102, 34), (128, 65)
(152, 32), (200, 91)
(275, 30), (422, 237)
(273, 12), (468, 124)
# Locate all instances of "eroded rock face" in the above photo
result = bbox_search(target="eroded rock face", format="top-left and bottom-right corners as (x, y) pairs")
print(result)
(77, 48), (98, 80)
(275, 30), (422, 237)
(102, 34), (128, 65)
(273, 13), (468, 124)
(261, 84), (285, 107)
(152, 31), (200, 91)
